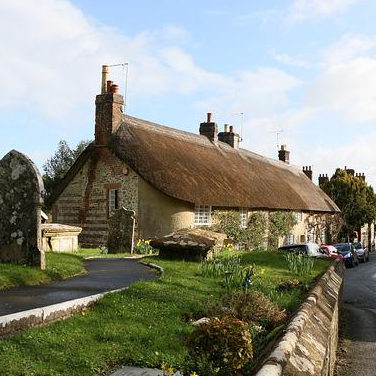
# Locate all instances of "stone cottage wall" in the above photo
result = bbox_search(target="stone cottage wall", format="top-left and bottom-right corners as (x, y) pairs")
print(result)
(53, 148), (138, 247)
(255, 263), (343, 376)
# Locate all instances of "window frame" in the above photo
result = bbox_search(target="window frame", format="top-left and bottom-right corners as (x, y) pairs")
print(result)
(239, 207), (248, 228)
(194, 205), (212, 226)
(108, 188), (119, 217)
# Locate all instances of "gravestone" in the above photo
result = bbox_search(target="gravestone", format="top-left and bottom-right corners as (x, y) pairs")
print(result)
(0, 150), (46, 269)
(107, 207), (135, 254)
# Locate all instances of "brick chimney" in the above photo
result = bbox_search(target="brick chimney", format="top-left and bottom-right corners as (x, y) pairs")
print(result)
(278, 145), (290, 164)
(355, 172), (366, 181)
(345, 166), (355, 176)
(218, 124), (240, 149)
(302, 166), (313, 180)
(318, 174), (329, 187)
(199, 113), (218, 143)
(95, 65), (124, 146)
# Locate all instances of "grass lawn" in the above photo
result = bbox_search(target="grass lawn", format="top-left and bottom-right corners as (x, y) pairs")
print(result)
(0, 252), (86, 290)
(0, 250), (331, 376)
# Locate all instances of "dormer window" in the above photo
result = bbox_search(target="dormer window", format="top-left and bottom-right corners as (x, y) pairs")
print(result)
(194, 205), (211, 225)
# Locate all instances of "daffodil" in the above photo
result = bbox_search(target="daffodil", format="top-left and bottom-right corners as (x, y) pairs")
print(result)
(190, 372), (199, 376)
(161, 363), (168, 371)
(167, 367), (174, 375)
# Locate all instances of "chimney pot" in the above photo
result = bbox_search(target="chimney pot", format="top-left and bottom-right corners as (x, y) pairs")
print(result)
(111, 84), (119, 94)
(224, 124), (229, 132)
(229, 125), (234, 133)
(207, 112), (212, 122)
(101, 65), (109, 94)
(106, 80), (114, 93)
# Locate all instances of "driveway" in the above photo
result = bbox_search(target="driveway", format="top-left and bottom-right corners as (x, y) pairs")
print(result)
(337, 254), (376, 376)
(0, 258), (157, 316)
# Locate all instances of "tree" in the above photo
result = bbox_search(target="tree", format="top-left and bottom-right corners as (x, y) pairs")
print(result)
(43, 139), (91, 205)
(321, 169), (376, 241)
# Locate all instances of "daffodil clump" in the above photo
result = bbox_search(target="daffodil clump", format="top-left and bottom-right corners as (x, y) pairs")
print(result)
(134, 239), (157, 255)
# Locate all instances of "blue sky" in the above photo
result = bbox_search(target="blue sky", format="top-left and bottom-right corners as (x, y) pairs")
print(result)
(2, 0), (376, 185)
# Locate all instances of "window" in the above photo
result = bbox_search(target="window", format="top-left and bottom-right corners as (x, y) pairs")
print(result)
(295, 212), (303, 222)
(108, 189), (119, 217)
(287, 233), (295, 245)
(240, 208), (248, 228)
(194, 205), (211, 225)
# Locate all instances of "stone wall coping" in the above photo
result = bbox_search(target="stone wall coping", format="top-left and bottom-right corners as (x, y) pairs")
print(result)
(254, 264), (343, 376)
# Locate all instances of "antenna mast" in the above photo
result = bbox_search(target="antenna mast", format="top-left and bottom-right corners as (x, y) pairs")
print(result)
(107, 63), (129, 110)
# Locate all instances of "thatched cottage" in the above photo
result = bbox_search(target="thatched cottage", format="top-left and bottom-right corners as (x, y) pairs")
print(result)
(49, 67), (339, 247)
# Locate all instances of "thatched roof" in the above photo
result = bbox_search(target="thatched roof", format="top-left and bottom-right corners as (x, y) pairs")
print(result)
(108, 115), (339, 213)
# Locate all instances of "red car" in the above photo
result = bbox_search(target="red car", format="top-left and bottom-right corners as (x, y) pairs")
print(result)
(319, 245), (344, 262)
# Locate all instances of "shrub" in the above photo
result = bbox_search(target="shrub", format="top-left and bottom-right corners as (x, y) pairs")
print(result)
(211, 210), (267, 249)
(208, 290), (287, 329)
(187, 316), (253, 375)
(268, 211), (297, 249)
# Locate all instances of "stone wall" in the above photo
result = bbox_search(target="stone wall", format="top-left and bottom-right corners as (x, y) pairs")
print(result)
(53, 147), (138, 247)
(255, 263), (344, 376)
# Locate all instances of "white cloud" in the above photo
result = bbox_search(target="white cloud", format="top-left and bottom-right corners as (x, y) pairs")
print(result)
(288, 0), (363, 23)
(322, 34), (376, 65)
(272, 52), (310, 68)
(306, 34), (376, 122)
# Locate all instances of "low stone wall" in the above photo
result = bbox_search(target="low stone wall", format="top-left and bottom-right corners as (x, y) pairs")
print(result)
(255, 263), (344, 376)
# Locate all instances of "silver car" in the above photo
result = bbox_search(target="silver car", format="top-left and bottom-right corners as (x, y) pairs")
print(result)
(353, 242), (370, 263)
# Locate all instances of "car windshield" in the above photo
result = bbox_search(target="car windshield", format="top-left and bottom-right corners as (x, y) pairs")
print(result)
(353, 242), (362, 250)
(334, 243), (351, 253)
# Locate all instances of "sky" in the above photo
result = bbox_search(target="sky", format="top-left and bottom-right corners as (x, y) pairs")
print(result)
(1, 0), (376, 186)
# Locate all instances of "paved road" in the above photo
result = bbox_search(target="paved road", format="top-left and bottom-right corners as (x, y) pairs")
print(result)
(0, 258), (157, 316)
(337, 254), (376, 376)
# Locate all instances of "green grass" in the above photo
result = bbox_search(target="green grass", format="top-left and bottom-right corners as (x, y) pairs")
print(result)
(0, 252), (86, 290)
(0, 250), (331, 376)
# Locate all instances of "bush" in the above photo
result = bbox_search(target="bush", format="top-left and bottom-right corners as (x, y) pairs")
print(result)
(211, 210), (267, 249)
(187, 316), (253, 375)
(208, 290), (287, 329)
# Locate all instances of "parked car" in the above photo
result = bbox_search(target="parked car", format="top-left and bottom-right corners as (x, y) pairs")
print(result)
(333, 243), (359, 268)
(319, 245), (344, 262)
(352, 242), (370, 262)
(278, 242), (322, 257)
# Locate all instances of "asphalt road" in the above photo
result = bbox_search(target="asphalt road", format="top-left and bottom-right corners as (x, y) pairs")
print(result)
(337, 254), (376, 376)
(0, 258), (157, 316)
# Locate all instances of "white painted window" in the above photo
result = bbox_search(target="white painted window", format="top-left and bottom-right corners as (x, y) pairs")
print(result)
(240, 208), (248, 228)
(287, 233), (295, 245)
(194, 205), (211, 225)
(295, 212), (302, 222)
(109, 189), (118, 216)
